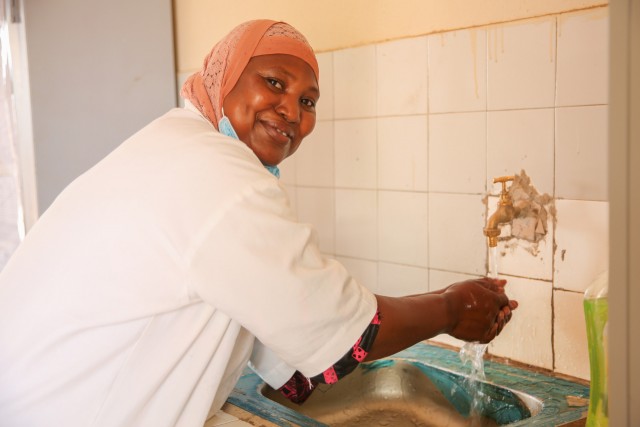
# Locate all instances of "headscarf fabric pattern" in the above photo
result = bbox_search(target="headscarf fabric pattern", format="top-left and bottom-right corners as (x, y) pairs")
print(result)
(180, 20), (319, 130)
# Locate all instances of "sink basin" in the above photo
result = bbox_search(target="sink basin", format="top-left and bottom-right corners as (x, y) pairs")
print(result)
(262, 359), (539, 426)
(227, 343), (589, 427)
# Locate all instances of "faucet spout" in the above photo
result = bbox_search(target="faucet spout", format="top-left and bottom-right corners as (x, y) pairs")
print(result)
(484, 176), (519, 247)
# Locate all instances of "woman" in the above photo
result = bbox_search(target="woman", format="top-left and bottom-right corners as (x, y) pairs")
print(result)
(0, 20), (516, 426)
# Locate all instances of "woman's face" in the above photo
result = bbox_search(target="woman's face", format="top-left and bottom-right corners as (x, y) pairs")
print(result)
(222, 54), (319, 166)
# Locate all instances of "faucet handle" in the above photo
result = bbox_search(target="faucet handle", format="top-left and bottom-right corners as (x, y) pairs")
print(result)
(493, 175), (515, 186)
(493, 175), (515, 203)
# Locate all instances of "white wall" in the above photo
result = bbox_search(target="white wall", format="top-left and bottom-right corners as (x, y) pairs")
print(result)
(280, 7), (609, 379)
(174, 0), (607, 73)
(24, 0), (176, 213)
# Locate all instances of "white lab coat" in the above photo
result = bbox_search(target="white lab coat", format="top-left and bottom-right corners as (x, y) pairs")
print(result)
(0, 103), (376, 427)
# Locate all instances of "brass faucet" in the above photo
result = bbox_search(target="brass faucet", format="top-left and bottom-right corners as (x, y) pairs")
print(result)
(484, 176), (520, 247)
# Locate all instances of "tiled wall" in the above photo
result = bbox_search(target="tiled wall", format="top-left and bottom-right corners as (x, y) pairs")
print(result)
(279, 7), (609, 380)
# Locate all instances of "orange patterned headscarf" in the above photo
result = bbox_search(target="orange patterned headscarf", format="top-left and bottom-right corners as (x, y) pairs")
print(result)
(180, 20), (319, 130)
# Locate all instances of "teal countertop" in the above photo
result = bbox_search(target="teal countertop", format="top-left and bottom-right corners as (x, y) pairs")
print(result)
(227, 343), (589, 426)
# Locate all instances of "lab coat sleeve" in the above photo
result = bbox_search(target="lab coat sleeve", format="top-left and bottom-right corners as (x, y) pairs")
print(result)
(248, 339), (296, 389)
(187, 178), (377, 378)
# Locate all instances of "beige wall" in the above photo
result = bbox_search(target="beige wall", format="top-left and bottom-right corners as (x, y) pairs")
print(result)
(174, 0), (606, 73)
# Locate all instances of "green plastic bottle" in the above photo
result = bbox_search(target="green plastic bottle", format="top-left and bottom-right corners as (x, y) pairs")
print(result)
(584, 271), (608, 427)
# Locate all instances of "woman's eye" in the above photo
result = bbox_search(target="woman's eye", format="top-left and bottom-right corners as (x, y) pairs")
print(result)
(266, 78), (283, 90)
(301, 98), (316, 109)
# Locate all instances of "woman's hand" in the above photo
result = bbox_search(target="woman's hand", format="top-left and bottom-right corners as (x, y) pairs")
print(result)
(442, 278), (518, 343)
(367, 277), (518, 361)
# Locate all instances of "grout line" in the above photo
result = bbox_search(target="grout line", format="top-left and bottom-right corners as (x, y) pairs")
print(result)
(551, 13), (560, 373)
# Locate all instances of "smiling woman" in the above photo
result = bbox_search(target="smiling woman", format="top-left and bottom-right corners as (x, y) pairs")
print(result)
(181, 20), (320, 175)
(0, 19), (516, 427)
(222, 54), (319, 166)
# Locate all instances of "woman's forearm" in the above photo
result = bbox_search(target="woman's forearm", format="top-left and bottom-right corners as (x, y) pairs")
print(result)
(364, 293), (453, 361)
(364, 278), (516, 362)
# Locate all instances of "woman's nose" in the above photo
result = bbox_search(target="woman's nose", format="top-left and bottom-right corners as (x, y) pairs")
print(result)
(275, 95), (300, 123)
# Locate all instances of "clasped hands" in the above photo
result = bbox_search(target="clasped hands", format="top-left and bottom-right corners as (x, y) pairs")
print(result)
(442, 277), (519, 344)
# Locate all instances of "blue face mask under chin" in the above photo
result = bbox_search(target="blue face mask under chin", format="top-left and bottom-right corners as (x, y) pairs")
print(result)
(218, 114), (280, 179)
(218, 115), (239, 140)
(263, 164), (280, 179)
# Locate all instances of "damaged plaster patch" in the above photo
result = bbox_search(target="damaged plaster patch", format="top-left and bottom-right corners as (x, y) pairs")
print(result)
(501, 170), (555, 256)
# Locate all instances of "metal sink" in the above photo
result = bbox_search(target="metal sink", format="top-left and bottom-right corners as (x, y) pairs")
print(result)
(261, 359), (539, 426)
(227, 343), (590, 427)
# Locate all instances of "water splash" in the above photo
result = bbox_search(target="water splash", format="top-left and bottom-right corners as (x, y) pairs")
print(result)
(460, 341), (489, 425)
(458, 244), (499, 424)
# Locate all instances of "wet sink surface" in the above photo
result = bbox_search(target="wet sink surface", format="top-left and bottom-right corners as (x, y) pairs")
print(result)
(228, 343), (589, 426)
(262, 359), (533, 426)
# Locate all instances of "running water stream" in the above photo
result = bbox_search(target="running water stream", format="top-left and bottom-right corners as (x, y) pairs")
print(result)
(459, 246), (499, 425)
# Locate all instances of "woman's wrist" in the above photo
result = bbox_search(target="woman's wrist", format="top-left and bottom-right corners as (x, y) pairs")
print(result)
(439, 290), (459, 336)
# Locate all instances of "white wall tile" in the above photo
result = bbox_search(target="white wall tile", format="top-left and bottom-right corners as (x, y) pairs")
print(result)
(487, 109), (555, 196)
(295, 121), (334, 187)
(376, 37), (428, 116)
(554, 199), (609, 292)
(429, 112), (486, 194)
(378, 191), (429, 267)
(334, 46), (377, 119)
(309, 7), (610, 375)
(378, 262), (429, 297)
(556, 106), (609, 201)
(428, 269), (482, 292)
(335, 189), (377, 259)
(378, 115), (428, 191)
(334, 119), (377, 189)
(494, 228), (554, 281)
(554, 289), (590, 380)
(296, 187), (335, 255)
(488, 277), (553, 369)
(487, 18), (556, 110)
(428, 193), (486, 275)
(556, 8), (609, 106)
(315, 52), (334, 121)
(337, 256), (378, 293)
(428, 28), (487, 113)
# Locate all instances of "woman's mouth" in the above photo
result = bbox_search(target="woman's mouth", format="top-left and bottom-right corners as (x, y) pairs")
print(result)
(275, 127), (291, 140)
(263, 121), (293, 144)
